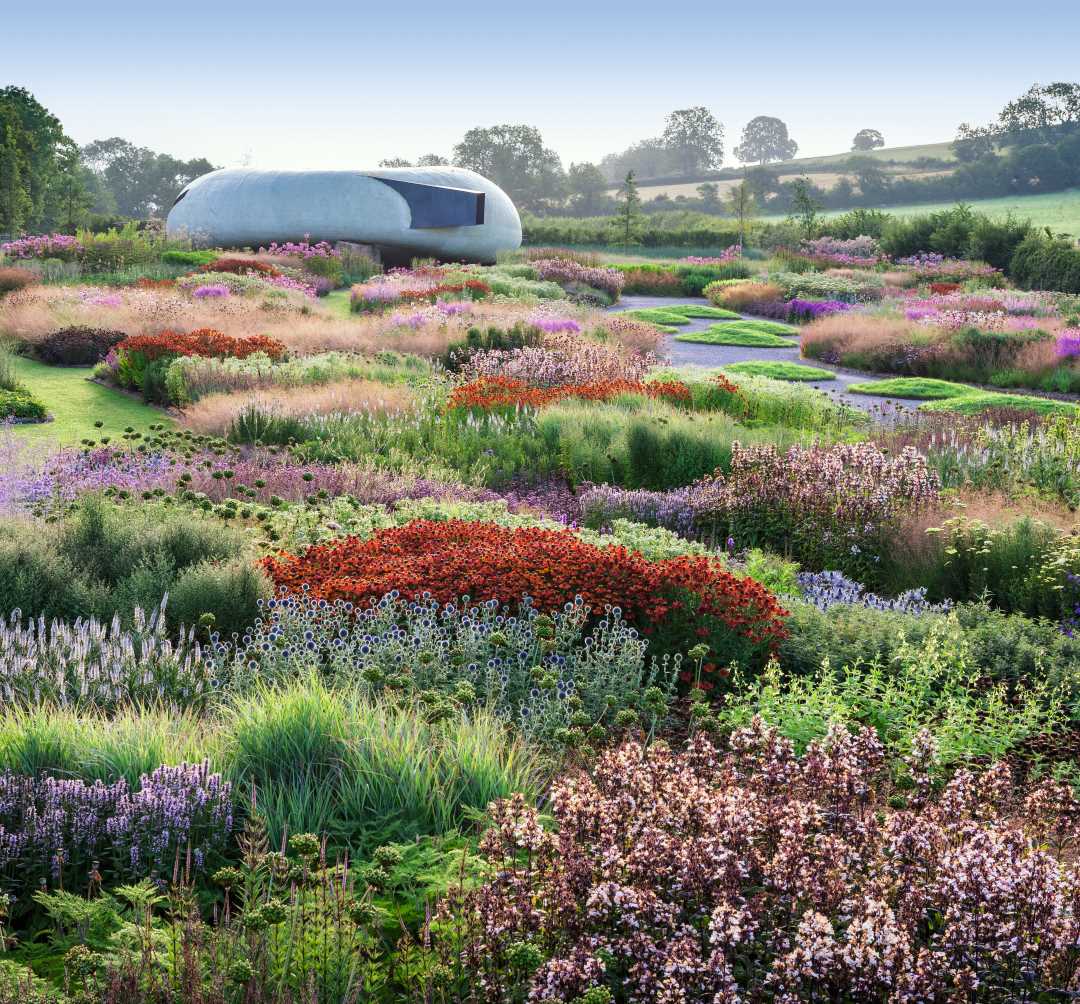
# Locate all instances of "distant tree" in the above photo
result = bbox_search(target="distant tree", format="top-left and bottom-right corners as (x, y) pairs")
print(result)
(567, 161), (608, 215)
(599, 137), (679, 182)
(846, 155), (891, 203)
(697, 181), (721, 210)
(851, 128), (885, 152)
(734, 116), (798, 165)
(614, 170), (643, 248)
(725, 180), (758, 246)
(789, 177), (823, 240)
(82, 137), (215, 217)
(1008, 143), (1072, 191)
(998, 81), (1080, 141)
(743, 165), (782, 201)
(453, 124), (565, 211)
(54, 142), (92, 231)
(951, 123), (999, 163)
(416, 154), (450, 167)
(0, 86), (68, 232)
(662, 107), (724, 177)
(378, 157), (413, 167)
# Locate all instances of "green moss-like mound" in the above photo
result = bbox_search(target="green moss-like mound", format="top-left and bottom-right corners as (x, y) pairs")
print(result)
(723, 361), (835, 382)
(919, 392), (1080, 416)
(847, 377), (979, 400)
(675, 322), (798, 347)
(666, 304), (741, 320)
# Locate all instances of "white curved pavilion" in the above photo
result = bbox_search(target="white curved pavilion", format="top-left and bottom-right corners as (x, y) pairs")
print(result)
(165, 166), (522, 264)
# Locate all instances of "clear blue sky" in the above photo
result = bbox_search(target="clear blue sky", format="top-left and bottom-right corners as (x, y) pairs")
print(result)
(7, 0), (1079, 169)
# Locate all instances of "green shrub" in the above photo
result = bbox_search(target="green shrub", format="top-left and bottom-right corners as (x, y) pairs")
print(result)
(0, 387), (47, 421)
(724, 618), (1063, 769)
(779, 599), (1080, 701)
(160, 249), (218, 266)
(1009, 232), (1080, 294)
(0, 497), (263, 630)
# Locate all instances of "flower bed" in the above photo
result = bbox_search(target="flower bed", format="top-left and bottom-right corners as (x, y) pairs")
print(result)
(115, 329), (286, 364)
(260, 519), (789, 677)
(446, 375), (690, 411)
(454, 724), (1080, 1002)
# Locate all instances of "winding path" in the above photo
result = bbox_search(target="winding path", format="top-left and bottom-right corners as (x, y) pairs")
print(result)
(611, 295), (915, 420)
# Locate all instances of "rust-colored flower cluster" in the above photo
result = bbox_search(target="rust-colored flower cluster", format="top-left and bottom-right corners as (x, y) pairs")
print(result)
(260, 519), (787, 668)
(133, 277), (176, 290)
(398, 279), (491, 303)
(929, 281), (962, 295)
(117, 329), (287, 362)
(447, 375), (691, 411)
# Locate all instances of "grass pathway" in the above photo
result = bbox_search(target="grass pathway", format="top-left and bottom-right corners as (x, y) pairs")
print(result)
(10, 358), (172, 446)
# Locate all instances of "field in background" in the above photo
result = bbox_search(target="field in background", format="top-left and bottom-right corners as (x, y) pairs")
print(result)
(758, 187), (1080, 237)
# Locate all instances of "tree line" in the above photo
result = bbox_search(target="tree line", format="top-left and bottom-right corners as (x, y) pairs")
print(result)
(0, 86), (215, 235)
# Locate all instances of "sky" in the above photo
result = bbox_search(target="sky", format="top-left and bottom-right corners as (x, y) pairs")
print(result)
(6, 0), (1080, 171)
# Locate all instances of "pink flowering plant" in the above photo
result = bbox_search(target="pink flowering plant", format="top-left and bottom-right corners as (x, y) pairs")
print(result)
(1, 233), (83, 261)
(681, 246), (742, 265)
(688, 442), (940, 582)
(530, 258), (624, 299)
(442, 723), (1080, 1003)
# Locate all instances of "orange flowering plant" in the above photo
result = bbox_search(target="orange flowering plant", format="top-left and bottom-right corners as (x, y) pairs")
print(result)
(261, 519), (789, 683)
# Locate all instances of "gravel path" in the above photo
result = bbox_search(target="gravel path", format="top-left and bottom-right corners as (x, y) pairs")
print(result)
(611, 295), (916, 421)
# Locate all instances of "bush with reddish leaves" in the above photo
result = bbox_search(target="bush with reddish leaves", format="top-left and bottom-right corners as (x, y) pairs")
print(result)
(37, 326), (126, 366)
(444, 723), (1080, 1003)
(200, 257), (281, 277)
(447, 376), (691, 412)
(261, 519), (788, 675)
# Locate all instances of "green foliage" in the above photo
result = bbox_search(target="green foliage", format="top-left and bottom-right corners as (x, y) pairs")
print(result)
(919, 391), (1080, 416)
(674, 323), (797, 346)
(722, 361), (834, 382)
(886, 516), (1080, 619)
(0, 387), (47, 421)
(160, 249), (217, 266)
(222, 677), (543, 849)
(0, 496), (265, 630)
(848, 377), (978, 399)
(1009, 231), (1080, 293)
(722, 619), (1063, 770)
(778, 599), (1080, 700)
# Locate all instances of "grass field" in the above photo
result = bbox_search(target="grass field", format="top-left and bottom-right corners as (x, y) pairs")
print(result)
(759, 187), (1080, 237)
(10, 357), (172, 446)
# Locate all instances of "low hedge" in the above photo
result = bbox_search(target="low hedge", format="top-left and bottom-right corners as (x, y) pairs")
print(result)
(1009, 233), (1080, 294)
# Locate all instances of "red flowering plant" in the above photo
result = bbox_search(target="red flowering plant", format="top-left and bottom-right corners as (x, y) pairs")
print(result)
(200, 257), (281, 277)
(437, 723), (1080, 1003)
(447, 376), (692, 413)
(260, 519), (788, 682)
(112, 328), (287, 398)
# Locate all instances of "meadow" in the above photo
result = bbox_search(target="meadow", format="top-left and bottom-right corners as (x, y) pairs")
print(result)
(4, 212), (1080, 1002)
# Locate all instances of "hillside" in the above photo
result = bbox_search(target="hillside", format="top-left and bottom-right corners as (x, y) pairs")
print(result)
(757, 186), (1080, 237)
(605, 139), (956, 199)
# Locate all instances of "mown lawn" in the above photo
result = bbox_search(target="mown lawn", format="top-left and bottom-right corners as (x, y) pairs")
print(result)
(10, 358), (172, 446)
